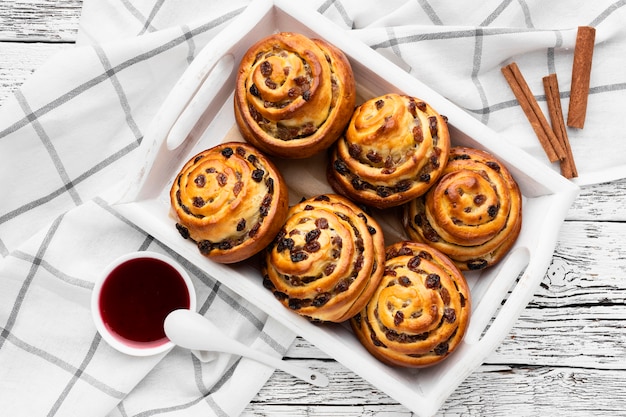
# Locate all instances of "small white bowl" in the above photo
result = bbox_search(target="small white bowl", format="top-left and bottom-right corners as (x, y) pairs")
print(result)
(91, 251), (196, 356)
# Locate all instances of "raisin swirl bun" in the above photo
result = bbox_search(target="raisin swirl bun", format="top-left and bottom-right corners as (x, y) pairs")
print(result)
(350, 241), (471, 368)
(234, 32), (356, 159)
(402, 146), (523, 271)
(262, 194), (385, 323)
(170, 142), (289, 264)
(327, 93), (450, 209)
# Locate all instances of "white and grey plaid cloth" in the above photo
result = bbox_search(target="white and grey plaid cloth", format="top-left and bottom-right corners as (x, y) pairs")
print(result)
(1, 0), (625, 416)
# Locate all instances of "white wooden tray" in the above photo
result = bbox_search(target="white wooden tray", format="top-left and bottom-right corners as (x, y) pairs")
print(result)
(112, 1), (580, 415)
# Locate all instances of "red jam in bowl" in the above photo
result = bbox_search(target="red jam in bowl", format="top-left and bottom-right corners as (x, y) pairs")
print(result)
(98, 256), (191, 348)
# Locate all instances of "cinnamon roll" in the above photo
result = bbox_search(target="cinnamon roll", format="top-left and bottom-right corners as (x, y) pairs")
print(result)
(327, 93), (450, 209)
(234, 32), (356, 159)
(402, 146), (523, 270)
(262, 194), (385, 323)
(170, 142), (289, 263)
(350, 241), (471, 368)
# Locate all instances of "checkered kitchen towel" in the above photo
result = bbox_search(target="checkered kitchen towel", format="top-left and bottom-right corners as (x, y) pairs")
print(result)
(1, 0), (626, 416)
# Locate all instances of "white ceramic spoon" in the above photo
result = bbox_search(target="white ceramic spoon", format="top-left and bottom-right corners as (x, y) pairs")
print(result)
(164, 309), (329, 387)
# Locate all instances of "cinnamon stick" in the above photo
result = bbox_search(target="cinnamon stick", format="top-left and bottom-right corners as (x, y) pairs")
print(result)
(501, 62), (565, 163)
(543, 73), (578, 178)
(567, 26), (596, 129)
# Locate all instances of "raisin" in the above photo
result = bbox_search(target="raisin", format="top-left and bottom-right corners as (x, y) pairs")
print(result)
(394, 311), (405, 326)
(474, 194), (486, 206)
(265, 79), (277, 89)
(249, 223), (260, 238)
(175, 223), (190, 239)
(304, 241), (321, 253)
(288, 298), (304, 310)
(221, 147), (233, 158)
(413, 125), (424, 144)
(193, 197), (205, 207)
(291, 251), (308, 263)
(375, 99), (385, 110)
(251, 169), (264, 182)
(396, 179), (412, 192)
(333, 159), (349, 175)
(488, 205), (499, 217)
(302, 90), (311, 101)
(425, 274), (441, 289)
(314, 195), (330, 201)
(443, 307), (456, 323)
(306, 228), (321, 243)
(408, 99), (417, 117)
(233, 181), (243, 196)
(351, 178), (366, 190)
(486, 161), (501, 172)
(428, 116), (438, 138)
(236, 218), (246, 232)
(250, 84), (260, 97)
(277, 237), (294, 252)
(398, 276), (411, 287)
(217, 173), (227, 187)
(467, 259), (488, 270)
(316, 218), (329, 229)
(260, 60), (272, 76)
(324, 263), (336, 276)
(349, 143), (362, 159)
(312, 293), (331, 307)
(335, 278), (350, 293)
(218, 240), (233, 250)
(198, 240), (212, 255)
(376, 186), (392, 198)
(260, 194), (272, 217)
(194, 174), (206, 187)
(366, 150), (382, 163)
(407, 256), (421, 271)
(434, 342), (449, 356)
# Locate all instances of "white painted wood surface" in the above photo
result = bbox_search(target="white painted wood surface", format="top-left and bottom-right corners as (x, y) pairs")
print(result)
(2, 2), (625, 416)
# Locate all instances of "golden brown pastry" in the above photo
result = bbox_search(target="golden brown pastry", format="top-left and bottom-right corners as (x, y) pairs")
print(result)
(327, 93), (450, 209)
(262, 194), (385, 323)
(234, 32), (356, 159)
(170, 142), (289, 263)
(403, 146), (523, 270)
(350, 241), (471, 368)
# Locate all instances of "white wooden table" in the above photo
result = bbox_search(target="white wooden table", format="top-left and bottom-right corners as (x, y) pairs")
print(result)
(2, 2), (625, 416)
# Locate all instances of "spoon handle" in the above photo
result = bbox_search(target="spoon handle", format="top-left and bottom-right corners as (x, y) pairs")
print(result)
(226, 341), (329, 387)
(164, 309), (328, 387)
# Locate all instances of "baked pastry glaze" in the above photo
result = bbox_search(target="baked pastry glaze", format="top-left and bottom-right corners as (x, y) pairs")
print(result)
(234, 32), (356, 159)
(262, 194), (385, 323)
(403, 146), (523, 270)
(170, 142), (289, 263)
(350, 241), (471, 368)
(328, 93), (450, 209)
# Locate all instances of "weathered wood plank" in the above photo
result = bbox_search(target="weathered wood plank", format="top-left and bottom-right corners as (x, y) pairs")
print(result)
(568, 178), (626, 221)
(244, 362), (626, 416)
(0, 0), (82, 41)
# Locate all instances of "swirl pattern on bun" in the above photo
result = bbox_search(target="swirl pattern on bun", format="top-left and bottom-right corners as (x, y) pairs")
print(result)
(350, 241), (471, 368)
(170, 142), (289, 263)
(234, 32), (356, 159)
(328, 93), (450, 209)
(403, 146), (523, 270)
(263, 194), (385, 323)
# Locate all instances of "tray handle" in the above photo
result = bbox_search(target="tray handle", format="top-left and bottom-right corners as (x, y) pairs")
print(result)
(118, 52), (237, 203)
